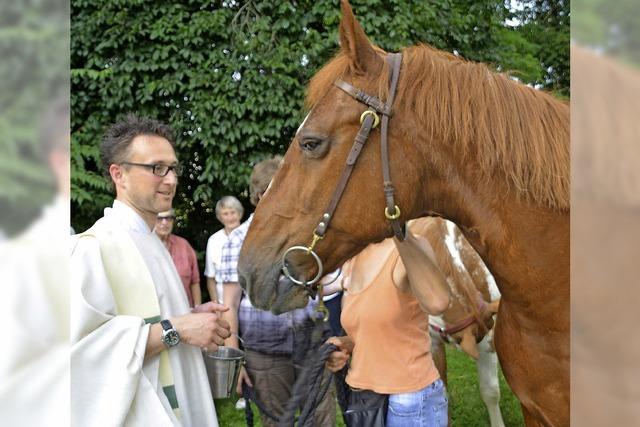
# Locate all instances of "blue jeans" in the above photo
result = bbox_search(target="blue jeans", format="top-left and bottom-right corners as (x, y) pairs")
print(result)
(386, 379), (448, 427)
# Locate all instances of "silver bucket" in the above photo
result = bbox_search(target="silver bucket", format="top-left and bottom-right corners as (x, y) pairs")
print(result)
(203, 347), (246, 399)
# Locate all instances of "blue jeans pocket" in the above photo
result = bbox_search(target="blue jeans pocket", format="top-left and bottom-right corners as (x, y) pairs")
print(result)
(388, 390), (422, 417)
(425, 379), (449, 427)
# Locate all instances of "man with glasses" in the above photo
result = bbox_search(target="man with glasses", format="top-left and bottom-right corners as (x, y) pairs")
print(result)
(154, 208), (201, 308)
(71, 114), (229, 426)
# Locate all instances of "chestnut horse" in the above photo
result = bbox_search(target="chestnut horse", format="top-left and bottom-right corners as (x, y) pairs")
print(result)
(238, 1), (569, 425)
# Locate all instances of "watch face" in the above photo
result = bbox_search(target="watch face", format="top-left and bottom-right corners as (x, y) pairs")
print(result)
(164, 330), (180, 347)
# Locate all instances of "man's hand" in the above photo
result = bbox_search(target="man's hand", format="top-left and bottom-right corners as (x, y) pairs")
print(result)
(174, 302), (231, 352)
(235, 365), (253, 395)
(325, 336), (354, 373)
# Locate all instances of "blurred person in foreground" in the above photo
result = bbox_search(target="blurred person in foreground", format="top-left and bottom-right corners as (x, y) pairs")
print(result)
(71, 114), (230, 426)
(155, 208), (201, 307)
(204, 195), (243, 304)
(0, 96), (70, 425)
(219, 157), (336, 426)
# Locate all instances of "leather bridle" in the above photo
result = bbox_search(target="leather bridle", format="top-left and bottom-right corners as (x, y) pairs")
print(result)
(430, 292), (495, 344)
(281, 53), (405, 294)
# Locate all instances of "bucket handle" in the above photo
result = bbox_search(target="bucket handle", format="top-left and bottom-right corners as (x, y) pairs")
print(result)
(233, 332), (245, 347)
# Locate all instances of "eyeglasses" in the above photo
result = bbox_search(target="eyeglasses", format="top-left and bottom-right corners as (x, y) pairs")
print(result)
(157, 216), (175, 222)
(121, 162), (183, 177)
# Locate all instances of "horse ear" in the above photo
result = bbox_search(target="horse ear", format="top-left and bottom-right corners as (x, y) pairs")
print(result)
(339, 0), (383, 75)
(459, 329), (480, 360)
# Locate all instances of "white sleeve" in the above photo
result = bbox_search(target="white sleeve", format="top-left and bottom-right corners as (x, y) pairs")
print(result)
(0, 239), (69, 426)
(71, 236), (166, 426)
(203, 235), (215, 278)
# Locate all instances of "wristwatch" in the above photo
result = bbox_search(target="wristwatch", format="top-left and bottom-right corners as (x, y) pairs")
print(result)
(160, 319), (180, 348)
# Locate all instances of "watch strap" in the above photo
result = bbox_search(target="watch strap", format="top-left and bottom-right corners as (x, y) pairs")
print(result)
(160, 319), (172, 331)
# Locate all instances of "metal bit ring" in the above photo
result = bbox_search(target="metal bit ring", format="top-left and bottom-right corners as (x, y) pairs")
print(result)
(281, 246), (324, 286)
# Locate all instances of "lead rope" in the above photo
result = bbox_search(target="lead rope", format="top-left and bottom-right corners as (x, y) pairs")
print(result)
(241, 320), (340, 427)
(280, 342), (338, 426)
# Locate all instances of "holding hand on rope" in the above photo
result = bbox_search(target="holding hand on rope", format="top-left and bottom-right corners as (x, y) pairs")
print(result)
(325, 336), (354, 373)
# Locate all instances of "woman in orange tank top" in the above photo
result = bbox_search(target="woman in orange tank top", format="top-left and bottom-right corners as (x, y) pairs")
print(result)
(326, 224), (451, 427)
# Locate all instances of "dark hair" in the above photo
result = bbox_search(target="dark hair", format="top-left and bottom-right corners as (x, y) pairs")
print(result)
(250, 156), (282, 206)
(100, 113), (175, 179)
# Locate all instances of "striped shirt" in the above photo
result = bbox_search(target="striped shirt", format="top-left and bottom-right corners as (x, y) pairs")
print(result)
(217, 214), (320, 355)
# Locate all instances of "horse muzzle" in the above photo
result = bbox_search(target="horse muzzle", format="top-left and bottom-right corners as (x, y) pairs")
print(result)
(238, 260), (310, 314)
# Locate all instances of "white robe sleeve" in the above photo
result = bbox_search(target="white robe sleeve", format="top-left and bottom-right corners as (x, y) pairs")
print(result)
(71, 236), (176, 427)
(0, 239), (69, 426)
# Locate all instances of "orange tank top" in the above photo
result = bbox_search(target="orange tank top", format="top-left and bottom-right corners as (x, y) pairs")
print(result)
(341, 247), (440, 394)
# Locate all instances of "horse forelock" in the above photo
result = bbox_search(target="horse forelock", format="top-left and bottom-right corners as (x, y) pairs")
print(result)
(305, 44), (570, 211)
(305, 50), (392, 111)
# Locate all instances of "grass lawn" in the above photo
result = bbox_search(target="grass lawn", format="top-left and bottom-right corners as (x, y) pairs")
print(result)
(214, 348), (523, 426)
(447, 349), (524, 426)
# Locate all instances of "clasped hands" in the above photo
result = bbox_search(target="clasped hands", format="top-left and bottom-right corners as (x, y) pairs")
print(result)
(172, 301), (231, 353)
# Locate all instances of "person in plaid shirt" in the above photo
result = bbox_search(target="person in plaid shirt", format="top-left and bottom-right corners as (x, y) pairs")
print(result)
(218, 157), (336, 427)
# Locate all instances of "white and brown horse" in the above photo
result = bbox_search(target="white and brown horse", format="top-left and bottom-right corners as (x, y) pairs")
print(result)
(238, 1), (569, 425)
(414, 217), (504, 427)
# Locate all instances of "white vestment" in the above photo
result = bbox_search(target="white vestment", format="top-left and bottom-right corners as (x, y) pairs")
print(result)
(0, 196), (70, 426)
(71, 200), (218, 427)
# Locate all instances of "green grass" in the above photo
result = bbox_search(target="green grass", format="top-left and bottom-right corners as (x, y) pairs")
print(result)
(214, 349), (523, 426)
(447, 349), (524, 426)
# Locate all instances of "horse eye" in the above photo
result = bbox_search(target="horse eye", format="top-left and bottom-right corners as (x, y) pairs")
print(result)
(298, 134), (330, 158)
(299, 138), (322, 152)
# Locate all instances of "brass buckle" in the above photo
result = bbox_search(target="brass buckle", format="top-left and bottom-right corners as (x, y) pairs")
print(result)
(385, 205), (401, 220)
(360, 110), (380, 128)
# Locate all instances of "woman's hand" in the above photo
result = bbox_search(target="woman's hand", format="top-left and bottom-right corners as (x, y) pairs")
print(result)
(325, 336), (354, 373)
(235, 365), (253, 396)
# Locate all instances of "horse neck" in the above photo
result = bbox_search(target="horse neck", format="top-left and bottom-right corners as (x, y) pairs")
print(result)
(422, 176), (569, 316)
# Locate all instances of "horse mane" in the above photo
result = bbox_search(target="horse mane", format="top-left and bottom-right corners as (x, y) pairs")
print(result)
(306, 44), (570, 211)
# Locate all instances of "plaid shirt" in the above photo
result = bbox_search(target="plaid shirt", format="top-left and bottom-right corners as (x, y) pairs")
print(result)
(217, 214), (320, 355)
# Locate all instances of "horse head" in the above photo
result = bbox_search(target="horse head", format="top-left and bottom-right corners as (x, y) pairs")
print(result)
(238, 0), (429, 312)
